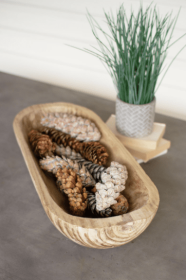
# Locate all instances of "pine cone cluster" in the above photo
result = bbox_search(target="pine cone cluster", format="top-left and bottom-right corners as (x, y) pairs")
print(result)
(28, 113), (130, 218)
(28, 130), (56, 158)
(39, 156), (95, 187)
(55, 167), (87, 216)
(39, 127), (108, 165)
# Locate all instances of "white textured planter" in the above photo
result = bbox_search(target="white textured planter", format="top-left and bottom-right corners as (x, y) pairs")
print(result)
(116, 97), (156, 138)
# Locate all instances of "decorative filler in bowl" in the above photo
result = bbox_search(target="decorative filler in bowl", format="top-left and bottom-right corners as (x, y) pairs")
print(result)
(13, 103), (159, 249)
(28, 111), (128, 217)
(70, 4), (185, 138)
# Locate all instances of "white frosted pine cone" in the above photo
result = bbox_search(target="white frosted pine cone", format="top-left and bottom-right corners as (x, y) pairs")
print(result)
(55, 144), (83, 160)
(87, 192), (112, 217)
(101, 161), (128, 185)
(95, 161), (128, 212)
(40, 113), (101, 142)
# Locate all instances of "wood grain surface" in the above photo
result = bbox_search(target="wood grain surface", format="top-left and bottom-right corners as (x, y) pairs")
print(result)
(13, 102), (160, 249)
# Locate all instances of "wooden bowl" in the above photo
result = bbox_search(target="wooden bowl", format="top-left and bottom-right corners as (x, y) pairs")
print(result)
(13, 102), (159, 249)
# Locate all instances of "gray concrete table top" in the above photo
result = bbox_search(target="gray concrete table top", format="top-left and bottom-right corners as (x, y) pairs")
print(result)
(0, 72), (186, 280)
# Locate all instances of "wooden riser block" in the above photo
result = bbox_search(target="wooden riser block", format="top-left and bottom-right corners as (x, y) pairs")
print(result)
(106, 114), (166, 150)
(127, 139), (171, 162)
(135, 150), (168, 164)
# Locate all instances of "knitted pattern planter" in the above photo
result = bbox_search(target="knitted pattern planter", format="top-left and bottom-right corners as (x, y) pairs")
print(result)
(116, 97), (156, 138)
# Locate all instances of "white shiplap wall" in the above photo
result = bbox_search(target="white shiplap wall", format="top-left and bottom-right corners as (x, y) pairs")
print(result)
(0, 0), (186, 120)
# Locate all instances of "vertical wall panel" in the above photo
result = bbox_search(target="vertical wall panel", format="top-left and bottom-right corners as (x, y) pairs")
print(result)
(0, 0), (186, 120)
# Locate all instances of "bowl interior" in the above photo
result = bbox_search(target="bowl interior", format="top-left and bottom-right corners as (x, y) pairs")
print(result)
(20, 106), (149, 217)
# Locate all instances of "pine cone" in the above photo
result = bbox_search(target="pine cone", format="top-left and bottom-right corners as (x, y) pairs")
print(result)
(94, 161), (129, 214)
(77, 159), (106, 181)
(87, 192), (112, 217)
(58, 157), (95, 187)
(78, 142), (108, 165)
(101, 161), (128, 187)
(39, 126), (109, 165)
(39, 156), (95, 187)
(28, 130), (56, 158)
(55, 167), (87, 216)
(40, 113), (101, 141)
(55, 144), (83, 160)
(39, 127), (72, 147)
(111, 194), (129, 215)
(39, 156), (62, 173)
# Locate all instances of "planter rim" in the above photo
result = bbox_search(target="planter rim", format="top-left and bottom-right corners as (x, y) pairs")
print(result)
(116, 96), (156, 107)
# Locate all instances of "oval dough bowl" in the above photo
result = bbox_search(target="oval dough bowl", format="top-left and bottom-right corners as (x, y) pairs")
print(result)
(13, 102), (159, 249)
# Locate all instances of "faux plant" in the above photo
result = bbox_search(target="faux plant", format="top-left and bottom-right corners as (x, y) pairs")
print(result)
(70, 4), (185, 105)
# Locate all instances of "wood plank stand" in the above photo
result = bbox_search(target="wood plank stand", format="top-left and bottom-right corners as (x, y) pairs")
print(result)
(106, 115), (171, 163)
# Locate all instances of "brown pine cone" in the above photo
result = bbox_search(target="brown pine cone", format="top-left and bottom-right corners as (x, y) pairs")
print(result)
(39, 127), (109, 165)
(28, 130), (56, 158)
(39, 127), (71, 147)
(68, 138), (81, 151)
(39, 127), (82, 153)
(55, 167), (87, 216)
(78, 142), (108, 165)
(111, 194), (129, 216)
(68, 188), (88, 217)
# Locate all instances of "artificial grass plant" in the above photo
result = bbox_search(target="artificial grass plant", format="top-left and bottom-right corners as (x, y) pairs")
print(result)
(70, 3), (185, 105)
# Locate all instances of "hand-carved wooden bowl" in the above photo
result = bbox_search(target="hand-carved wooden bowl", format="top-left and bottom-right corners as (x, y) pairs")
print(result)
(13, 102), (159, 249)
